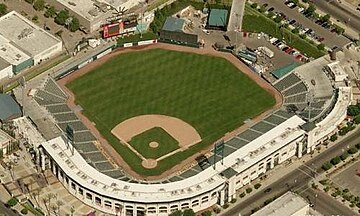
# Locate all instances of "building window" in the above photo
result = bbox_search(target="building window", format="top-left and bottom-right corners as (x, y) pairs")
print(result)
(147, 207), (156, 213)
(251, 171), (256, 175)
(86, 193), (92, 200)
(170, 205), (178, 212)
(282, 152), (287, 156)
(201, 196), (209, 203)
(211, 192), (217, 198)
(181, 203), (189, 210)
(243, 176), (248, 180)
(104, 200), (111, 208)
(192, 200), (199, 207)
(71, 182), (76, 190)
(159, 206), (167, 213)
(95, 197), (101, 206)
(78, 188), (83, 195)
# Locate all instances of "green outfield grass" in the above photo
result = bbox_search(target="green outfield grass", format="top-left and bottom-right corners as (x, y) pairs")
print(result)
(129, 127), (179, 159)
(67, 49), (275, 176)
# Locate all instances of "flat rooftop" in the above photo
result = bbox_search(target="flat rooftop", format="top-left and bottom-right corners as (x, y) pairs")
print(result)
(0, 11), (61, 57)
(0, 56), (9, 70)
(0, 34), (31, 65)
(252, 191), (310, 216)
(208, 9), (228, 27)
(56, 0), (140, 22)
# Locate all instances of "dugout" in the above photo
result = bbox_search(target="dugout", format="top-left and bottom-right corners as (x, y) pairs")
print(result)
(206, 9), (228, 31)
(160, 17), (198, 46)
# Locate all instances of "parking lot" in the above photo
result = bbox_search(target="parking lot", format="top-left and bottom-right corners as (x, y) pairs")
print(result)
(332, 159), (360, 197)
(250, 0), (350, 49)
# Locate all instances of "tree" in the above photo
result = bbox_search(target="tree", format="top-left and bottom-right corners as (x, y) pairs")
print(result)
(322, 162), (332, 170)
(69, 17), (79, 32)
(44, 6), (56, 18)
(305, 4), (316, 15)
(317, 43), (325, 51)
(7, 198), (18, 207)
(183, 209), (195, 216)
(54, 9), (69, 25)
(321, 14), (331, 22)
(32, 15), (39, 22)
(347, 105), (360, 116)
(330, 156), (341, 165)
(348, 147), (358, 154)
(0, 3), (7, 16)
(330, 134), (337, 142)
(246, 187), (253, 193)
(21, 208), (28, 215)
(274, 15), (283, 23)
(258, 5), (266, 13)
(201, 211), (212, 216)
(169, 210), (183, 216)
(33, 0), (45, 11)
(254, 183), (262, 189)
(340, 152), (349, 160)
(291, 28), (300, 34)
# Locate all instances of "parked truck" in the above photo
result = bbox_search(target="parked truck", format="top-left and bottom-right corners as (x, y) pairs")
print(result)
(258, 46), (274, 58)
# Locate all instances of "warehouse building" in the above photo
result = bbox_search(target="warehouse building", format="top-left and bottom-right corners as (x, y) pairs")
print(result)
(0, 11), (62, 65)
(0, 34), (33, 78)
(46, 0), (142, 32)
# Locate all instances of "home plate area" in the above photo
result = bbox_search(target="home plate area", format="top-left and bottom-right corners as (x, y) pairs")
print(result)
(111, 114), (202, 169)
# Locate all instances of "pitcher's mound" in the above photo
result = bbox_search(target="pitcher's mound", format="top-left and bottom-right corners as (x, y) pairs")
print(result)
(142, 159), (157, 169)
(149, 141), (159, 148)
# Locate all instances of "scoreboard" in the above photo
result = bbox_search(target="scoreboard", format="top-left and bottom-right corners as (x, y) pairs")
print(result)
(103, 22), (124, 38)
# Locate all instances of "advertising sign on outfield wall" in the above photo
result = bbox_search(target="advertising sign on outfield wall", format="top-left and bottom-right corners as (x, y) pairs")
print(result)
(96, 48), (112, 59)
(123, 43), (133, 47)
(138, 39), (158, 46)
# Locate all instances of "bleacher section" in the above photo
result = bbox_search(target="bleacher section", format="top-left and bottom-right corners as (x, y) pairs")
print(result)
(273, 72), (334, 122)
(171, 110), (294, 182)
(33, 77), (129, 181)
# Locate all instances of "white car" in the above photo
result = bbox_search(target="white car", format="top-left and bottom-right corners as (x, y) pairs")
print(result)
(269, 37), (278, 44)
(202, 29), (210, 35)
(298, 7), (305, 13)
(287, 2), (295, 7)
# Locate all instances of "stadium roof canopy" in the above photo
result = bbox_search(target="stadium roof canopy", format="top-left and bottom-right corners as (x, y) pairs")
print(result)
(271, 62), (300, 79)
(162, 17), (185, 32)
(0, 94), (22, 122)
(208, 9), (228, 28)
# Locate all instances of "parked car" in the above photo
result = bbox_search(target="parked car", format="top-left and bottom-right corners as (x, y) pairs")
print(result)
(282, 47), (290, 52)
(268, 7), (275, 12)
(298, 7), (305, 13)
(289, 19), (296, 25)
(285, 47), (293, 54)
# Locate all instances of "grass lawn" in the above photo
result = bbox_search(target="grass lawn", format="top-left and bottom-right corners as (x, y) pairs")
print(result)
(67, 49), (275, 176)
(129, 127), (179, 159)
(242, 5), (325, 59)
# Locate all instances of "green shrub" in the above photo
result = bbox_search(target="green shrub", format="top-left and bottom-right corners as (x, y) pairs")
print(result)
(7, 197), (18, 207)
(322, 162), (333, 170)
(201, 211), (212, 216)
(319, 179), (328, 185)
(343, 188), (350, 193)
(213, 207), (221, 213)
(348, 147), (358, 154)
(246, 187), (253, 194)
(324, 186), (330, 192)
(239, 192), (246, 198)
(223, 203), (229, 209)
(340, 152), (349, 160)
(330, 134), (338, 142)
(21, 208), (28, 215)
(330, 156), (341, 165)
(355, 143), (360, 149)
(251, 207), (260, 214)
(317, 43), (325, 51)
(254, 183), (261, 189)
(230, 198), (237, 203)
(251, 3), (258, 8)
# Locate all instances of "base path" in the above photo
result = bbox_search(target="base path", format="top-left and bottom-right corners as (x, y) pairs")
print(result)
(57, 43), (283, 180)
(111, 114), (201, 150)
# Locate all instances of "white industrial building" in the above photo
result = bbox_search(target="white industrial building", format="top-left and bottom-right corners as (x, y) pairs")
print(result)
(251, 192), (317, 216)
(0, 11), (62, 66)
(0, 34), (32, 79)
(46, 0), (142, 32)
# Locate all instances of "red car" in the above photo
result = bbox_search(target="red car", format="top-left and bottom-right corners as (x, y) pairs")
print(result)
(285, 47), (293, 54)
(318, 37), (325, 42)
(295, 54), (303, 61)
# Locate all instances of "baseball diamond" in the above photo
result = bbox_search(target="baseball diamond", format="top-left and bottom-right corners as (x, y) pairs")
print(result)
(64, 48), (276, 176)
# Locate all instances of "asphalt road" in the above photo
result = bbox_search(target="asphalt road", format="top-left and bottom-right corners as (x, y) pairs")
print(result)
(0, 201), (19, 216)
(223, 129), (360, 216)
(311, 0), (360, 33)
(252, 0), (350, 48)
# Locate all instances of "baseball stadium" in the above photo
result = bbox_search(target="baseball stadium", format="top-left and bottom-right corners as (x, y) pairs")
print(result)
(23, 41), (351, 216)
